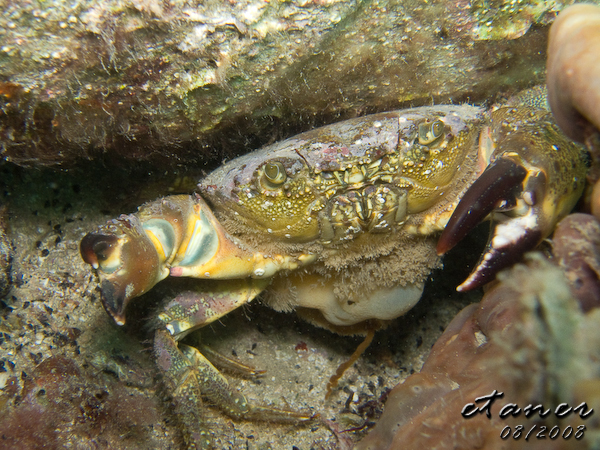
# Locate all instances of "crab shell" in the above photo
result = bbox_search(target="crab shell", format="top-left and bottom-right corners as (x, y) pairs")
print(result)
(200, 106), (485, 242)
(81, 98), (588, 334)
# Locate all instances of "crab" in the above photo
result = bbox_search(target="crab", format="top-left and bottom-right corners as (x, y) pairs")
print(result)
(80, 86), (588, 447)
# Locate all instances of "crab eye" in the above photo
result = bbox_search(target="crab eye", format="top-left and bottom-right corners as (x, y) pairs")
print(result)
(262, 162), (287, 187)
(418, 119), (445, 144)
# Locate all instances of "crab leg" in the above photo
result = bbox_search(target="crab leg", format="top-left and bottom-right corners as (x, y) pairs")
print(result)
(157, 279), (270, 338)
(155, 329), (313, 448)
(437, 104), (589, 291)
(81, 195), (316, 447)
(154, 329), (212, 449)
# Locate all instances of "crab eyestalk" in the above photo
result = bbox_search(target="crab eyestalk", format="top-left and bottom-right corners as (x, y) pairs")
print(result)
(81, 194), (315, 325)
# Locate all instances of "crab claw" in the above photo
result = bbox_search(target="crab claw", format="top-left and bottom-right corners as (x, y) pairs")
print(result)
(437, 157), (542, 291)
(81, 194), (316, 325)
(437, 104), (589, 292)
(80, 215), (164, 325)
(81, 195), (238, 325)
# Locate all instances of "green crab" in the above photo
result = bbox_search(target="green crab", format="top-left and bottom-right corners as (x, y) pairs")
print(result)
(80, 88), (588, 447)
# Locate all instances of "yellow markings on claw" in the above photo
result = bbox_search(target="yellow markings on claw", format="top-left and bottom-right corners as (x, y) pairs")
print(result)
(144, 229), (168, 263)
(171, 214), (201, 265)
(174, 214), (218, 267)
(142, 229), (172, 280)
(142, 218), (178, 266)
(168, 199), (316, 280)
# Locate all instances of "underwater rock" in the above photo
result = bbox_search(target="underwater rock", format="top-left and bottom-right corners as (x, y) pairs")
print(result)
(547, 3), (600, 144)
(0, 205), (12, 298)
(546, 4), (600, 223)
(553, 213), (600, 312)
(0, 354), (169, 449)
(355, 254), (598, 449)
(0, 0), (565, 167)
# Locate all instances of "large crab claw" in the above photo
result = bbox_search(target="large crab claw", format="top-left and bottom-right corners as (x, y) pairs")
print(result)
(437, 105), (588, 291)
(80, 214), (163, 324)
(80, 194), (314, 325)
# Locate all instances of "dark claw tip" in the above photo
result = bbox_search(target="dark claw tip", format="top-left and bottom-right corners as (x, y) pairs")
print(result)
(80, 233), (119, 268)
(100, 279), (127, 326)
(437, 158), (527, 255)
(457, 227), (542, 292)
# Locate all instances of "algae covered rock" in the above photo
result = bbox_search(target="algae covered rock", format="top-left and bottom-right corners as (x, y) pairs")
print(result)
(0, 0), (587, 167)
